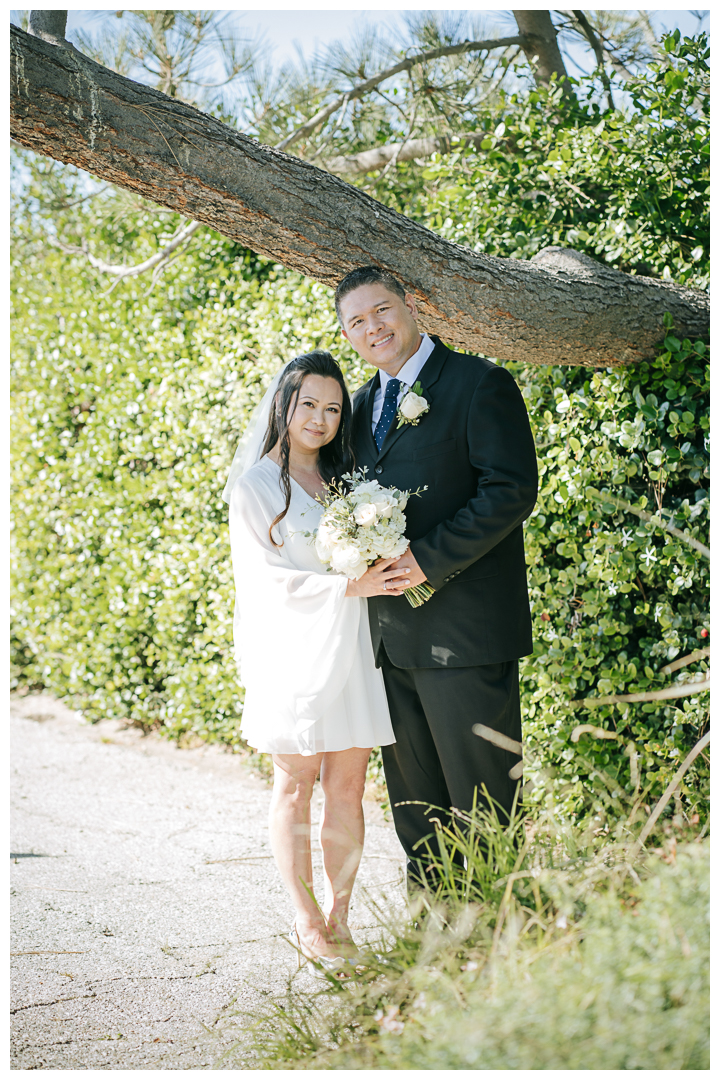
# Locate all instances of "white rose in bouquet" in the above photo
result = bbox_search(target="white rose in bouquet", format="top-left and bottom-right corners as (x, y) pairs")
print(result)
(399, 391), (428, 420)
(370, 490), (397, 516)
(315, 538), (333, 562)
(316, 522), (341, 559)
(317, 521), (341, 545)
(354, 502), (378, 527)
(331, 541), (368, 580)
(352, 481), (381, 502)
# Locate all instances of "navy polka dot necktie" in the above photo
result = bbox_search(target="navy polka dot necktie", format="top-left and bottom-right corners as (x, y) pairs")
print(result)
(374, 378), (401, 451)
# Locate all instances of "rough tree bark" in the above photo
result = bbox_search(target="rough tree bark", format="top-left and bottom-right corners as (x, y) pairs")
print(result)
(512, 10), (572, 93)
(28, 9), (68, 45)
(10, 25), (708, 366)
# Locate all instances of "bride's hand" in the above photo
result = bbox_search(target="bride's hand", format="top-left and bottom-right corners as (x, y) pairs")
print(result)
(345, 558), (411, 598)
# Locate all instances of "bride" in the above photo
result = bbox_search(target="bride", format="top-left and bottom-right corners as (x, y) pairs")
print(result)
(223, 350), (409, 974)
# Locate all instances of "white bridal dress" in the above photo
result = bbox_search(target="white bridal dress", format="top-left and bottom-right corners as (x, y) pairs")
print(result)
(228, 456), (395, 756)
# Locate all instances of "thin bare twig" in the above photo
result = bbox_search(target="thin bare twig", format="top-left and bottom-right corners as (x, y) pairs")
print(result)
(571, 724), (619, 742)
(572, 10), (615, 108)
(571, 678), (710, 708)
(276, 35), (525, 151)
(594, 28), (640, 82)
(660, 647), (710, 675)
(48, 220), (201, 280)
(586, 488), (710, 559)
(473, 723), (523, 756)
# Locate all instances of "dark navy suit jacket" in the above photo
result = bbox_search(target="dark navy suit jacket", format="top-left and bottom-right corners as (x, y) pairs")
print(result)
(351, 336), (538, 669)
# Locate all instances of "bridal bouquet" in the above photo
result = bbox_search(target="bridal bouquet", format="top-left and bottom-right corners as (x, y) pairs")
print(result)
(313, 470), (435, 608)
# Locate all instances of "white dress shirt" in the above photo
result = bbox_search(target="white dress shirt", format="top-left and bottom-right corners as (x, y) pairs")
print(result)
(371, 333), (435, 432)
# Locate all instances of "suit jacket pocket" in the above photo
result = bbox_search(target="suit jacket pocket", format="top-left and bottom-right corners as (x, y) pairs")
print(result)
(413, 438), (457, 462)
(452, 552), (498, 582)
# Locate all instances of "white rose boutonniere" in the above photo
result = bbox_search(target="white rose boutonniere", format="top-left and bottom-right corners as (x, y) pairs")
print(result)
(397, 381), (430, 429)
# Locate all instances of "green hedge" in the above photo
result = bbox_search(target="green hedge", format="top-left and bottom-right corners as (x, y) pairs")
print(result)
(11, 227), (369, 745)
(410, 31), (710, 817)
(11, 227), (709, 817)
(417, 31), (709, 287)
(515, 334), (709, 817)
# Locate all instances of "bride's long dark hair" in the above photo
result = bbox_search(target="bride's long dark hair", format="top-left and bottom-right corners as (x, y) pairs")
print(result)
(261, 351), (354, 545)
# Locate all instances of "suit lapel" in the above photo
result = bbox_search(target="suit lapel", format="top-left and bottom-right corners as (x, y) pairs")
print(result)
(375, 338), (449, 462)
(353, 372), (380, 463)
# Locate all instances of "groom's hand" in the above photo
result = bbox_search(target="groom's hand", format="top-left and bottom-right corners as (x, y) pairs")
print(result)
(388, 545), (427, 588)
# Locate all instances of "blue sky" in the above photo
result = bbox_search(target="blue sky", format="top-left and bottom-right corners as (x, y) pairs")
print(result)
(11, 9), (709, 75)
(198, 9), (708, 69)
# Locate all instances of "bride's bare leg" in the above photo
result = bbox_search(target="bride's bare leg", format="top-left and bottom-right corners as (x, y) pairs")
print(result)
(269, 752), (338, 959)
(318, 747), (372, 952)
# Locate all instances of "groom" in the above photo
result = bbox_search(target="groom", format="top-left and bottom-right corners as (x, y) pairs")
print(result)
(336, 266), (538, 885)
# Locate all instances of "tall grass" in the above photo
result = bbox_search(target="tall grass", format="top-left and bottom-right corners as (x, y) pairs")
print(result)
(216, 790), (709, 1070)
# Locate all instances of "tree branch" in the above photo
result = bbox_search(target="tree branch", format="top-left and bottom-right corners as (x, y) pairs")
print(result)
(28, 10), (68, 47)
(585, 489), (710, 559)
(46, 219), (201, 279)
(276, 36), (525, 152)
(572, 10), (614, 108)
(660, 647), (710, 676)
(571, 678), (710, 708)
(512, 10), (572, 95)
(324, 132), (485, 176)
(593, 29), (640, 83)
(10, 25), (709, 365)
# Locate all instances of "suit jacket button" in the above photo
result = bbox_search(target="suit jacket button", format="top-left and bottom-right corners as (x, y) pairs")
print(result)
(376, 465), (383, 474)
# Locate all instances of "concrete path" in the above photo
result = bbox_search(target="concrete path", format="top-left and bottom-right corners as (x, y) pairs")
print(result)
(10, 694), (406, 1069)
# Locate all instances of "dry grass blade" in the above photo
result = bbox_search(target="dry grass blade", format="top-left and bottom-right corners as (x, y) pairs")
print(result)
(632, 730), (710, 853)
(11, 950), (86, 956)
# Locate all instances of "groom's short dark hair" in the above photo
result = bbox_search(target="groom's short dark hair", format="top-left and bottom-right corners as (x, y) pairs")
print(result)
(334, 266), (407, 325)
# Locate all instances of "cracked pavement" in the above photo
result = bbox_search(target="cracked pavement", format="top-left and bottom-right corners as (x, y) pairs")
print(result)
(10, 694), (406, 1069)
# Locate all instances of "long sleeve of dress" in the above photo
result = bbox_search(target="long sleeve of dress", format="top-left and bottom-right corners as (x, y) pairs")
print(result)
(228, 473), (361, 744)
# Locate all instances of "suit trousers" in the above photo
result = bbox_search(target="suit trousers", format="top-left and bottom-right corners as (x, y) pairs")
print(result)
(379, 646), (523, 885)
